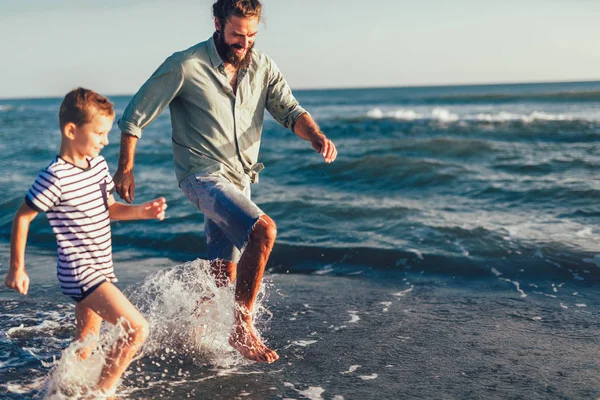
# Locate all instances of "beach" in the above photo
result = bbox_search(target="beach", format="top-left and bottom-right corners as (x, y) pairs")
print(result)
(2, 81), (600, 399)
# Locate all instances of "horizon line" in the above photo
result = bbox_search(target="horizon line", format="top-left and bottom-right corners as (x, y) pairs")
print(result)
(1, 78), (600, 101)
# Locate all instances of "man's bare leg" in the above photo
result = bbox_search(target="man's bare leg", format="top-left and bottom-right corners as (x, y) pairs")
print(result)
(194, 260), (236, 317)
(229, 215), (279, 363)
(210, 259), (237, 287)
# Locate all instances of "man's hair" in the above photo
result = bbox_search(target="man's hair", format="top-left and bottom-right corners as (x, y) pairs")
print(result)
(59, 87), (114, 131)
(212, 0), (262, 28)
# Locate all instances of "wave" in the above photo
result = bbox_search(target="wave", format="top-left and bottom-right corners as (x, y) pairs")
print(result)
(364, 108), (581, 123)
(12, 219), (600, 285)
(436, 89), (600, 104)
(0, 105), (14, 112)
(267, 243), (600, 284)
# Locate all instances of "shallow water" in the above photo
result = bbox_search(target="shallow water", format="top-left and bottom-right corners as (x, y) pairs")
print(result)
(2, 81), (600, 398)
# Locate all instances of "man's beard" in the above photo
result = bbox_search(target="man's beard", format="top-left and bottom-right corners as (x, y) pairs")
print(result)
(215, 32), (254, 70)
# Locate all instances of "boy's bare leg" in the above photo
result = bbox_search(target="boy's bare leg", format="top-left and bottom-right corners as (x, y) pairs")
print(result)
(79, 282), (149, 394)
(229, 215), (279, 363)
(74, 303), (102, 360)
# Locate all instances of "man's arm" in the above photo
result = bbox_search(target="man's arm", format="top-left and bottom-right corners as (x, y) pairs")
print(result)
(4, 202), (38, 295)
(293, 113), (338, 163)
(263, 58), (337, 164)
(115, 56), (185, 203)
(114, 134), (139, 203)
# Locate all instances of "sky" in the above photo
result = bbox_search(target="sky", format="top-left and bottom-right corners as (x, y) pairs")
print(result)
(0, 0), (599, 99)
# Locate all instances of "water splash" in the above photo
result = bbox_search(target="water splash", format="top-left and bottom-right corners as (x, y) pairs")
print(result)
(126, 259), (271, 368)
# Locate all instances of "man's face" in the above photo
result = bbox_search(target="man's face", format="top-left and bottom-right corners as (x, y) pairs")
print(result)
(215, 15), (259, 69)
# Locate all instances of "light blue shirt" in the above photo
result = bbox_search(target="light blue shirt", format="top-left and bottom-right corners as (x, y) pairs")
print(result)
(118, 35), (307, 188)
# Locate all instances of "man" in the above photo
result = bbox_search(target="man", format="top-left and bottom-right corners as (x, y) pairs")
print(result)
(114, 0), (337, 363)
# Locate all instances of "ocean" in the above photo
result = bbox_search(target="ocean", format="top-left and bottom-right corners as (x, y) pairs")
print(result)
(1, 81), (600, 399)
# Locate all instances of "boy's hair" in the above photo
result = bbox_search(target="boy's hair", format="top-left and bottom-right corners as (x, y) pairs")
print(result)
(212, 0), (262, 27)
(59, 87), (114, 131)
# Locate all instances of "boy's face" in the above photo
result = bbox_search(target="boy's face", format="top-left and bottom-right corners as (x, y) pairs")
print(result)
(70, 112), (114, 159)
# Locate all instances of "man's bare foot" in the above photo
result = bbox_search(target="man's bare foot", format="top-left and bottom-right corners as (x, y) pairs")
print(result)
(229, 322), (279, 363)
(88, 385), (117, 399)
(193, 294), (215, 317)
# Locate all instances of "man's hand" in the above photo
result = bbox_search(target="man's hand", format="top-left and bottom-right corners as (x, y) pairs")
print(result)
(311, 133), (338, 163)
(114, 168), (136, 204)
(4, 268), (30, 295)
(140, 197), (168, 220)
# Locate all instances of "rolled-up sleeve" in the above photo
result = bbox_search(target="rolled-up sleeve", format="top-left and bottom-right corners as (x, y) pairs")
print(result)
(118, 56), (185, 138)
(265, 59), (307, 131)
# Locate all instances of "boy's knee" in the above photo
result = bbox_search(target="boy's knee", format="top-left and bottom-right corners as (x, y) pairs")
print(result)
(128, 318), (149, 345)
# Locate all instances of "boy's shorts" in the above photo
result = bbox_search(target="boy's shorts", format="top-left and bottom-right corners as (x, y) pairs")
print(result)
(71, 280), (107, 303)
(180, 172), (263, 263)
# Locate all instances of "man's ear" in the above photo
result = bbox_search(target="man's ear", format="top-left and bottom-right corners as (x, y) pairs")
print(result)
(214, 17), (221, 33)
(63, 122), (77, 140)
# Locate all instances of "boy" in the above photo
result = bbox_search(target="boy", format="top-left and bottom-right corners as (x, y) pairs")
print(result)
(3, 88), (167, 395)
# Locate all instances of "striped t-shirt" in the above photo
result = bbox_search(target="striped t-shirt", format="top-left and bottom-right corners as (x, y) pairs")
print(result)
(26, 156), (117, 299)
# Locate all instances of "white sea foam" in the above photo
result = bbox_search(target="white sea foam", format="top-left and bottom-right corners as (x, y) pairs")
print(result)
(298, 386), (325, 400)
(500, 278), (527, 298)
(380, 301), (392, 312)
(283, 382), (327, 400)
(0, 105), (14, 112)
(7, 320), (63, 337)
(576, 228), (593, 238)
(393, 287), (413, 297)
(4, 378), (46, 395)
(432, 108), (460, 122)
(470, 110), (573, 122)
(358, 374), (378, 381)
(364, 107), (581, 124)
(313, 266), (334, 275)
(347, 311), (360, 323)
(0, 356), (28, 369)
(365, 108), (422, 120)
(341, 365), (360, 374)
(289, 340), (318, 347)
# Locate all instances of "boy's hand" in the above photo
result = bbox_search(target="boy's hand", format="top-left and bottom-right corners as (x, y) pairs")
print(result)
(4, 269), (30, 295)
(141, 197), (167, 220)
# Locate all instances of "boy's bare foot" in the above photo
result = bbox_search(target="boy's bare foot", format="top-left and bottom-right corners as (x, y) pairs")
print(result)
(228, 321), (279, 363)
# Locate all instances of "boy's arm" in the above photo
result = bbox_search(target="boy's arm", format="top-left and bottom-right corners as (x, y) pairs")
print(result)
(4, 202), (38, 295)
(107, 194), (167, 221)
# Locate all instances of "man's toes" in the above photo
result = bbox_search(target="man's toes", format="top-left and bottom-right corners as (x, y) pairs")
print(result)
(267, 350), (279, 363)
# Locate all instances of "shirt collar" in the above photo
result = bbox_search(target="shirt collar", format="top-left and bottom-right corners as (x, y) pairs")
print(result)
(208, 33), (224, 69)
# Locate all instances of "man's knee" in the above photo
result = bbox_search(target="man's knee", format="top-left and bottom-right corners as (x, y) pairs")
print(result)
(252, 214), (277, 243)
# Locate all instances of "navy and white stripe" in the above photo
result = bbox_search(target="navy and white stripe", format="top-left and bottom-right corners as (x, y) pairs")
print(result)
(26, 156), (117, 299)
